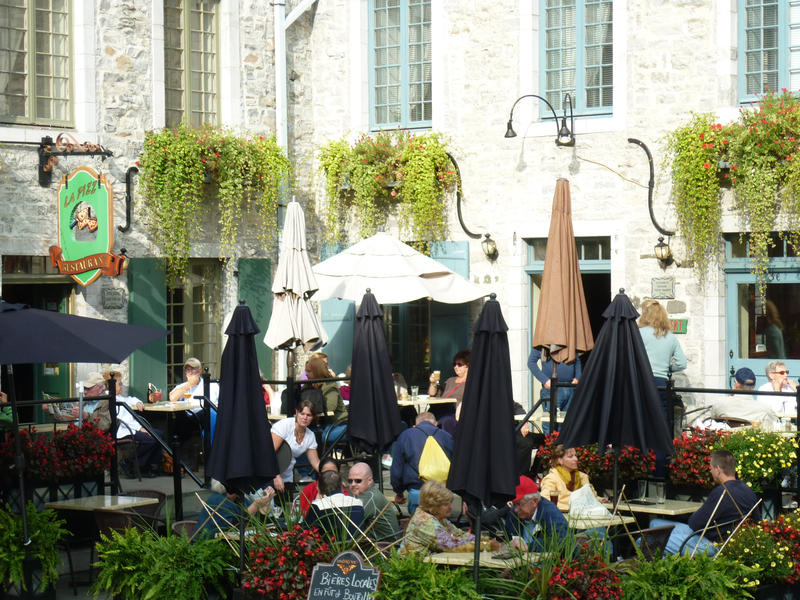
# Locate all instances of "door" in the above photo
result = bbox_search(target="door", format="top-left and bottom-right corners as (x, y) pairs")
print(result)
(725, 270), (800, 389)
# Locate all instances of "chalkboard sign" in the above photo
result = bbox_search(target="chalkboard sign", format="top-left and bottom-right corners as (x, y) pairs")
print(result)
(307, 551), (380, 600)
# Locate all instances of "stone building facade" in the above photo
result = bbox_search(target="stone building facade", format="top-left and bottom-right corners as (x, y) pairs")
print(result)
(1, 1), (796, 420)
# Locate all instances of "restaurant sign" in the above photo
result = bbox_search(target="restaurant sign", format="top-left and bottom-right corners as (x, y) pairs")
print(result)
(49, 166), (125, 286)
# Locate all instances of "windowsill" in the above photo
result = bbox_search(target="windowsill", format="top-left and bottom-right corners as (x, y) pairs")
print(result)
(511, 111), (622, 141)
(0, 124), (76, 143)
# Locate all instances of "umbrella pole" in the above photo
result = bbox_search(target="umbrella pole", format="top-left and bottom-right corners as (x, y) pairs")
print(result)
(472, 510), (481, 587)
(5, 365), (33, 597)
(548, 347), (559, 433)
(612, 447), (619, 510)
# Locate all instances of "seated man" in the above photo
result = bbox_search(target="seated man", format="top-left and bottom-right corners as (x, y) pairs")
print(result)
(651, 449), (761, 555)
(706, 367), (777, 428)
(348, 462), (402, 542)
(504, 476), (568, 552)
(191, 484), (277, 541)
(305, 471), (364, 540)
(94, 370), (164, 478)
(169, 357), (220, 444)
(390, 412), (454, 515)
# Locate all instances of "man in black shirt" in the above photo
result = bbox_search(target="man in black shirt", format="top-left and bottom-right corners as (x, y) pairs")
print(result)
(651, 450), (760, 555)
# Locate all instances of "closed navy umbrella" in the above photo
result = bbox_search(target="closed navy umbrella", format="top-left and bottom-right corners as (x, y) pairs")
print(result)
(448, 294), (517, 507)
(447, 294), (517, 583)
(558, 290), (673, 498)
(348, 290), (403, 454)
(207, 301), (279, 494)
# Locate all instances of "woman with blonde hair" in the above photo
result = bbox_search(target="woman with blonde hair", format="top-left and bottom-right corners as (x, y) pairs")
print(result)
(400, 480), (480, 555)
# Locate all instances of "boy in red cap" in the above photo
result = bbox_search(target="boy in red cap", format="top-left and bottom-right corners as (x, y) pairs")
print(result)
(504, 476), (568, 551)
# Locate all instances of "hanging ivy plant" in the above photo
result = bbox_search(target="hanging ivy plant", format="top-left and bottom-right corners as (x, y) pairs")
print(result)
(139, 122), (292, 282)
(665, 90), (800, 292)
(318, 130), (457, 243)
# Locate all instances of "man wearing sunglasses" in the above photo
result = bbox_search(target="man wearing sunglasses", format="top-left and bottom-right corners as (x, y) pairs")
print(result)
(348, 462), (401, 542)
(758, 361), (798, 415)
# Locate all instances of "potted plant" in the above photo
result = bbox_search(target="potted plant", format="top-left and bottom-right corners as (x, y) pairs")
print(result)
(0, 502), (67, 599)
(714, 428), (797, 493)
(668, 427), (727, 492)
(318, 130), (457, 244)
(138, 123), (292, 283)
(665, 89), (800, 292)
(373, 551), (481, 600)
(239, 523), (334, 599)
(619, 552), (757, 599)
(92, 525), (236, 600)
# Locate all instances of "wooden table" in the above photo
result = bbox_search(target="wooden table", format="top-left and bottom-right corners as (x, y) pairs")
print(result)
(45, 494), (158, 512)
(427, 550), (543, 568)
(617, 499), (701, 517)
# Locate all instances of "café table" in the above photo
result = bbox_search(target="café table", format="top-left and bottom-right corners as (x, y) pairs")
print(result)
(18, 421), (71, 433)
(45, 494), (159, 512)
(397, 395), (456, 413)
(142, 399), (205, 521)
(567, 513), (636, 530)
(427, 550), (544, 568)
(616, 499), (702, 517)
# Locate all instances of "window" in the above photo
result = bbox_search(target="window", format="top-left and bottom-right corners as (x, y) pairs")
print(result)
(166, 260), (221, 387)
(541, 0), (613, 115)
(369, 0), (431, 130)
(0, 0), (71, 126)
(739, 0), (800, 101)
(164, 0), (218, 128)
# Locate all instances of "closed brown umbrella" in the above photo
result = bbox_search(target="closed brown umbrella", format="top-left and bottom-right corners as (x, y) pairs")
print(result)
(530, 179), (594, 428)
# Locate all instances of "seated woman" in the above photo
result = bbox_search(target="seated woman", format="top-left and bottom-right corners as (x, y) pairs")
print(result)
(400, 480), (477, 555)
(271, 398), (321, 498)
(428, 350), (470, 435)
(306, 357), (348, 445)
(539, 445), (604, 512)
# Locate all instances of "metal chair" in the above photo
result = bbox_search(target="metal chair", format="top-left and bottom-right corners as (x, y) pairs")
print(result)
(126, 489), (167, 533)
(93, 508), (149, 538)
(677, 518), (742, 555)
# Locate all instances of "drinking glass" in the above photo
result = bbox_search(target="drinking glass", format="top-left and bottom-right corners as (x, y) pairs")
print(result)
(410, 385), (419, 399)
(638, 480), (648, 500)
(655, 482), (666, 504)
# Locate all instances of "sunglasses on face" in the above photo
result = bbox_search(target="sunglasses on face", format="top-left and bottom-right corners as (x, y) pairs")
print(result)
(775, 370), (790, 375)
(348, 478), (362, 484)
(453, 363), (466, 367)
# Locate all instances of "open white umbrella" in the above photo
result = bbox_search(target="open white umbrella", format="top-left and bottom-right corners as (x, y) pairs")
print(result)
(312, 232), (487, 304)
(264, 200), (327, 351)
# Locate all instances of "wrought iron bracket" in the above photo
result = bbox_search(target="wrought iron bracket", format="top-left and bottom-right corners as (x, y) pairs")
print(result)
(118, 166), (139, 232)
(628, 138), (675, 237)
(38, 133), (113, 187)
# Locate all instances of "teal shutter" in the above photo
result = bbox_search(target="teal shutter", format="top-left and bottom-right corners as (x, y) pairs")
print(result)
(128, 258), (168, 400)
(321, 299), (355, 375)
(237, 258), (272, 378)
(319, 243), (354, 375)
(430, 241), (472, 376)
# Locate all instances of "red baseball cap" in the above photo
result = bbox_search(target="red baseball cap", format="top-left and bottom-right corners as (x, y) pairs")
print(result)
(513, 476), (539, 503)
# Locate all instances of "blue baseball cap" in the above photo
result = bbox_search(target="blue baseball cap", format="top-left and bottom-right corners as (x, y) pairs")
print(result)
(734, 367), (756, 386)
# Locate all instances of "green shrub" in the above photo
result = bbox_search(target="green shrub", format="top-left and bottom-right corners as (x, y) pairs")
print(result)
(373, 551), (481, 600)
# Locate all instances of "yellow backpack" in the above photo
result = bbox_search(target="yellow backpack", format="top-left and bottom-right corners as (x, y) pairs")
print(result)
(418, 433), (450, 482)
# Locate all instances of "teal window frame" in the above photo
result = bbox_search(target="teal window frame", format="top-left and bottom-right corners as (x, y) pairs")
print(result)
(368, 0), (432, 131)
(540, 0), (613, 117)
(738, 0), (800, 103)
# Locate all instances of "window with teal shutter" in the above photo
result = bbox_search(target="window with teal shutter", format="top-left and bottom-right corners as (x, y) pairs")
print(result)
(738, 0), (800, 102)
(237, 259), (272, 378)
(369, 0), (432, 130)
(541, 0), (613, 116)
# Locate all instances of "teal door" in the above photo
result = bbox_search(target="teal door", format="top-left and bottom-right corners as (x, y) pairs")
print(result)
(725, 270), (800, 389)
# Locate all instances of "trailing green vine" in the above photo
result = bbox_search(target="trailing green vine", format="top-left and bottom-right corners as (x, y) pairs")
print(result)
(318, 130), (457, 243)
(139, 122), (292, 283)
(665, 90), (800, 292)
